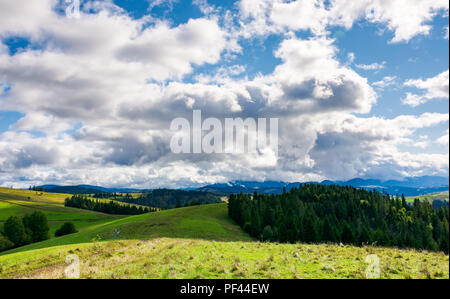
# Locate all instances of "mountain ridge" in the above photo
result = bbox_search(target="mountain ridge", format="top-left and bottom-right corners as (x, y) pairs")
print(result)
(36, 175), (449, 197)
(197, 176), (449, 196)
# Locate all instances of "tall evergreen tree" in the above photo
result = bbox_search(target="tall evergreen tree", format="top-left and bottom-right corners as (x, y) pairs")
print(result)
(227, 184), (449, 253)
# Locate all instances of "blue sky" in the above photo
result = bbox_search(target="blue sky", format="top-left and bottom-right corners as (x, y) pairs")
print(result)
(0, 0), (448, 188)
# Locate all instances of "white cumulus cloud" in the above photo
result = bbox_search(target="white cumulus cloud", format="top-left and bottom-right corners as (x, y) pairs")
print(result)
(403, 70), (449, 107)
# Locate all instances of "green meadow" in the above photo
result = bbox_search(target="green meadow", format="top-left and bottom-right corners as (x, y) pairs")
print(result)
(1, 230), (448, 279)
(406, 191), (449, 203)
(0, 188), (448, 279)
(0, 187), (122, 237)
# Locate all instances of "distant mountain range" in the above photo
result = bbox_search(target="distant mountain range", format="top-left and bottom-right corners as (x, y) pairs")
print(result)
(39, 176), (449, 197)
(197, 176), (449, 197)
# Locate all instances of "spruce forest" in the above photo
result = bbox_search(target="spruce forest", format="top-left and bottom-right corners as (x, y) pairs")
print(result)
(228, 184), (450, 253)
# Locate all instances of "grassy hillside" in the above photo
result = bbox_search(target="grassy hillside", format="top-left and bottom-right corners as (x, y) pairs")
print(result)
(406, 191), (449, 203)
(0, 187), (122, 237)
(1, 203), (252, 255)
(1, 237), (448, 279)
(0, 188), (448, 279)
(0, 187), (70, 205)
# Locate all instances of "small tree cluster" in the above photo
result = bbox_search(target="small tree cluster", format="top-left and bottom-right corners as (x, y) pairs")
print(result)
(55, 222), (78, 237)
(0, 211), (49, 251)
(29, 186), (44, 192)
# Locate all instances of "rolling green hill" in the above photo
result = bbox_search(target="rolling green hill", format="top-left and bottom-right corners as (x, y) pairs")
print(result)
(1, 203), (251, 255)
(1, 237), (449, 279)
(0, 187), (123, 237)
(0, 188), (448, 279)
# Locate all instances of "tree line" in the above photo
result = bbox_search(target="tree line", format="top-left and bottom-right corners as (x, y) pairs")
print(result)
(228, 184), (449, 253)
(28, 185), (44, 192)
(1, 211), (79, 252)
(92, 192), (134, 200)
(65, 195), (155, 215)
(0, 212), (49, 252)
(117, 189), (222, 210)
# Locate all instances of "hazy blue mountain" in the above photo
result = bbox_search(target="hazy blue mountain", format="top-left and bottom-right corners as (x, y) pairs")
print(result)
(382, 176), (449, 188)
(40, 185), (140, 194)
(198, 176), (449, 196)
(38, 176), (448, 196)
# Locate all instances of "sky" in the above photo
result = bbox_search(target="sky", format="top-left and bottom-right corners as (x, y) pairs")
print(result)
(0, 0), (448, 188)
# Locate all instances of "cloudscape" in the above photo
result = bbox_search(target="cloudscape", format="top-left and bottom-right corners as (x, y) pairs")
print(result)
(0, 0), (449, 189)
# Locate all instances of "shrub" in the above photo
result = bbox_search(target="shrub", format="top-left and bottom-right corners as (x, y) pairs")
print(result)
(0, 235), (14, 252)
(22, 211), (50, 242)
(261, 225), (274, 241)
(3, 216), (29, 247)
(55, 222), (78, 237)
